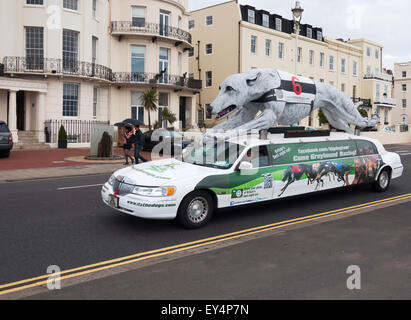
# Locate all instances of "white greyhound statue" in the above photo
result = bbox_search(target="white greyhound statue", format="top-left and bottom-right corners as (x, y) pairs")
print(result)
(206, 68), (378, 137)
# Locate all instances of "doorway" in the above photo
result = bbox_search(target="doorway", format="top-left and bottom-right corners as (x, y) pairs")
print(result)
(17, 91), (25, 131)
(159, 10), (170, 37)
(179, 97), (186, 129)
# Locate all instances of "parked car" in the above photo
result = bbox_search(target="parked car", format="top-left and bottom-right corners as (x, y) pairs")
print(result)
(382, 126), (395, 133)
(142, 129), (192, 155)
(361, 126), (378, 132)
(102, 131), (403, 229)
(0, 121), (13, 158)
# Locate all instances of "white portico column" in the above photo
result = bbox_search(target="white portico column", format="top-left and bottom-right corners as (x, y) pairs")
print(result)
(191, 96), (197, 129)
(8, 90), (18, 143)
(37, 92), (46, 143)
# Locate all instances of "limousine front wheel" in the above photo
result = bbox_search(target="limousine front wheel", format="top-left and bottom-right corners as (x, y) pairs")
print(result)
(177, 191), (214, 229)
(373, 169), (391, 192)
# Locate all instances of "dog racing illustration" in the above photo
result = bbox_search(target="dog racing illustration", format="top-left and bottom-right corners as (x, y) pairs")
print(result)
(278, 156), (381, 197)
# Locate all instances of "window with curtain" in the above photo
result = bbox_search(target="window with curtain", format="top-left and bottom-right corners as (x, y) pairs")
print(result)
(25, 27), (44, 71)
(132, 7), (146, 27)
(63, 29), (79, 73)
(131, 45), (145, 82)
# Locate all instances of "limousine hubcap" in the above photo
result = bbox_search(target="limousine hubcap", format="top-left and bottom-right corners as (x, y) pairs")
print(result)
(187, 197), (208, 223)
(379, 171), (389, 189)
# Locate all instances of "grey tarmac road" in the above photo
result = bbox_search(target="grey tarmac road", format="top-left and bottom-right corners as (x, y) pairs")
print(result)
(0, 144), (410, 298)
(29, 201), (411, 300)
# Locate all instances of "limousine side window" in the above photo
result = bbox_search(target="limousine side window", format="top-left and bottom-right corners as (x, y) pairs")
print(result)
(269, 140), (358, 165)
(241, 146), (270, 168)
(356, 140), (378, 156)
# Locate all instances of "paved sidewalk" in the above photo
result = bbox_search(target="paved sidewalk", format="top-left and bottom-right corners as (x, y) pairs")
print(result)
(0, 148), (153, 183)
(0, 148), (131, 171)
(0, 164), (125, 183)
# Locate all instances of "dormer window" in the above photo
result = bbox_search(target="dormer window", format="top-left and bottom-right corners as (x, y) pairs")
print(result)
(275, 18), (282, 31)
(248, 9), (255, 23)
(262, 14), (269, 27)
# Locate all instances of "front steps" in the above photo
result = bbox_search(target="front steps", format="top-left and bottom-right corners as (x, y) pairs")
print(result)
(14, 131), (50, 150)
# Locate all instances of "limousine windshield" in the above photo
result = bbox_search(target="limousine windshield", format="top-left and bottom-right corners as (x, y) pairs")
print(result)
(181, 140), (245, 169)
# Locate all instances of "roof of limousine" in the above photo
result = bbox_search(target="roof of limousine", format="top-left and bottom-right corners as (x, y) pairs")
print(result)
(228, 132), (377, 148)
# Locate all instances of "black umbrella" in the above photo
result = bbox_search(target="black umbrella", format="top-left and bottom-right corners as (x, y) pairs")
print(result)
(122, 118), (145, 126)
(113, 122), (133, 127)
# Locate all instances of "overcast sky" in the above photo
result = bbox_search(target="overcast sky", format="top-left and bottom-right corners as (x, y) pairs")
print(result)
(188, 0), (411, 71)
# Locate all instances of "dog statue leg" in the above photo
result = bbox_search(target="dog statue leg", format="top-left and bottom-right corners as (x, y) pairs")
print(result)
(234, 107), (278, 133)
(205, 107), (256, 138)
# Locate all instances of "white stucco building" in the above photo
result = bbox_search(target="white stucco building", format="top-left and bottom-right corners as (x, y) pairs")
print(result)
(0, 0), (200, 146)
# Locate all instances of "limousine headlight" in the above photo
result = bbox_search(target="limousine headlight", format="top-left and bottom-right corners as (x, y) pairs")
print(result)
(132, 186), (176, 197)
(108, 175), (116, 186)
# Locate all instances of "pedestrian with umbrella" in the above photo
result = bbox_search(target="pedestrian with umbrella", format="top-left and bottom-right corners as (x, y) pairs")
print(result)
(114, 122), (135, 165)
(121, 119), (148, 164)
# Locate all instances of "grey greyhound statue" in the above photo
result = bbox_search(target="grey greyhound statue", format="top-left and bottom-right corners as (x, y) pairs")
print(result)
(207, 68), (378, 137)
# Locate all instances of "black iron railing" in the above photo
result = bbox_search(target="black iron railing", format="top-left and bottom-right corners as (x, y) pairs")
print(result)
(112, 72), (202, 90)
(352, 97), (372, 108)
(44, 119), (110, 144)
(3, 57), (113, 81)
(111, 21), (192, 45)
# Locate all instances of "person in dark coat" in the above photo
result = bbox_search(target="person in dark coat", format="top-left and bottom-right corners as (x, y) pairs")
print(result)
(133, 125), (148, 164)
(122, 127), (135, 165)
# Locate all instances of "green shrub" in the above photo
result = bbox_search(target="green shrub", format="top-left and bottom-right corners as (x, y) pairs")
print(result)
(58, 125), (67, 142)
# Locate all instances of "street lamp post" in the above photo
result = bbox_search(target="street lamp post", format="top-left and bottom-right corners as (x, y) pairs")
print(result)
(291, 1), (304, 126)
(292, 1), (304, 74)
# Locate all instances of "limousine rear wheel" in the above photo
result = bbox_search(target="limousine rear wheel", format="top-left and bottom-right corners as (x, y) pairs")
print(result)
(373, 169), (391, 193)
(177, 191), (214, 229)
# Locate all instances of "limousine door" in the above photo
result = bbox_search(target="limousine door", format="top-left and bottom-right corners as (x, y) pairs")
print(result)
(268, 140), (360, 198)
(229, 146), (275, 206)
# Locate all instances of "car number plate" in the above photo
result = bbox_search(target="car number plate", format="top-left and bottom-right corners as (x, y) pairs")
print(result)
(109, 195), (119, 208)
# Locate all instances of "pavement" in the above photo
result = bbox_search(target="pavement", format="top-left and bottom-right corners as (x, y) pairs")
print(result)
(0, 144), (409, 299)
(0, 148), (152, 183)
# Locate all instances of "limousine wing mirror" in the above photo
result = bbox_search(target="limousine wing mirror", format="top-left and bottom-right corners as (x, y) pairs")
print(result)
(239, 161), (253, 171)
(238, 161), (258, 175)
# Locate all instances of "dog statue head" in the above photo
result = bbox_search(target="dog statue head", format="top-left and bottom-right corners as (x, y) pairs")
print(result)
(209, 69), (281, 121)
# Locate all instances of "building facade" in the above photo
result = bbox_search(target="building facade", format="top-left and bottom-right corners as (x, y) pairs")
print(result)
(109, 0), (200, 132)
(188, 1), (396, 129)
(0, 0), (200, 146)
(392, 62), (411, 126)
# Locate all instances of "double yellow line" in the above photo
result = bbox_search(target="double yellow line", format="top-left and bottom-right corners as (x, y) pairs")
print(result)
(1, 193), (410, 296)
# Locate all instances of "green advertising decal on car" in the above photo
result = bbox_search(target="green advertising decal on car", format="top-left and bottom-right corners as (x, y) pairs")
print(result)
(195, 139), (382, 198)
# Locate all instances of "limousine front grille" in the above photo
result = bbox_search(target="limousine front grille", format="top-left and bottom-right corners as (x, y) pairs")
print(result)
(112, 180), (135, 196)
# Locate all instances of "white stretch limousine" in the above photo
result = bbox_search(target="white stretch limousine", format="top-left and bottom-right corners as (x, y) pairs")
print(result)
(102, 130), (403, 228)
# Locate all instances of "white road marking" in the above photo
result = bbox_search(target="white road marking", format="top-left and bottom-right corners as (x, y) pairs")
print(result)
(399, 153), (411, 156)
(58, 184), (104, 191)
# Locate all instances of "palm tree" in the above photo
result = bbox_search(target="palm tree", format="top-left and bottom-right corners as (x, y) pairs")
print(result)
(140, 88), (158, 130)
(162, 108), (177, 128)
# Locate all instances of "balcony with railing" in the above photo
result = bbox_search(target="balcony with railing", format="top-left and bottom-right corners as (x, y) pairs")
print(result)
(363, 71), (393, 82)
(112, 72), (202, 92)
(375, 96), (396, 108)
(2, 57), (113, 82)
(111, 21), (193, 49)
(352, 97), (372, 108)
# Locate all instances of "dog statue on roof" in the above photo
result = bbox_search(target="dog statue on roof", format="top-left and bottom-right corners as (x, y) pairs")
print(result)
(206, 68), (378, 137)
